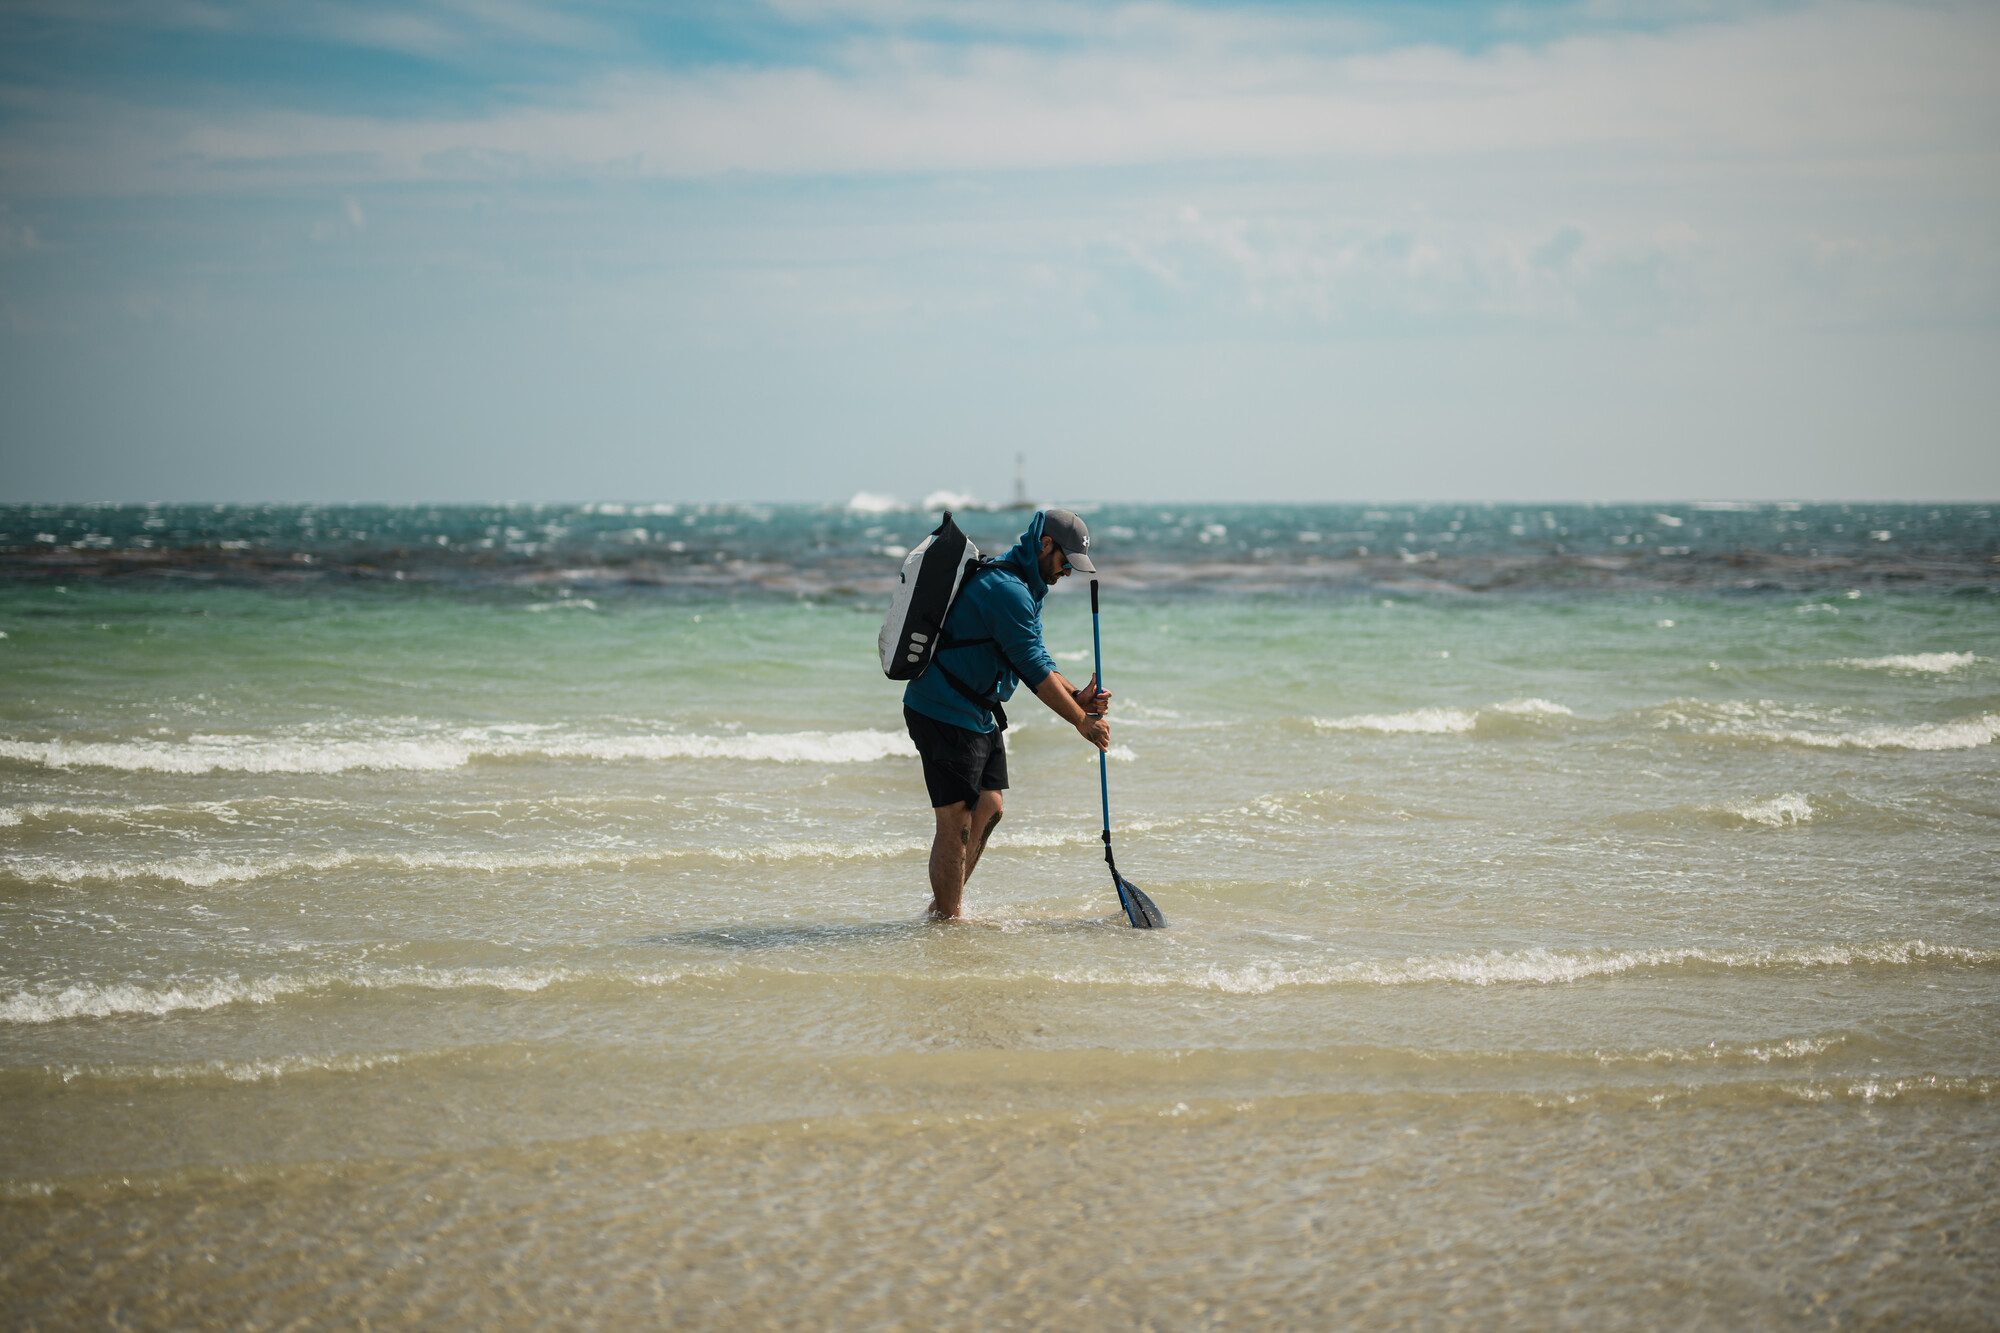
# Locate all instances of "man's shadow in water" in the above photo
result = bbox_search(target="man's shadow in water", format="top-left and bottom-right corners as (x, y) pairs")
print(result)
(630, 921), (931, 951)
(630, 917), (1120, 951)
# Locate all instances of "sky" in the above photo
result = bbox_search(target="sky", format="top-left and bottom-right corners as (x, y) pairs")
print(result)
(0, 0), (1995, 505)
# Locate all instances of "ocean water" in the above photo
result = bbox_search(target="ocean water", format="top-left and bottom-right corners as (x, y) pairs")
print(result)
(2, 502), (1996, 1329)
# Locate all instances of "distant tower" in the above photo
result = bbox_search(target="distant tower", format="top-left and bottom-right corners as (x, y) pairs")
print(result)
(1008, 453), (1031, 510)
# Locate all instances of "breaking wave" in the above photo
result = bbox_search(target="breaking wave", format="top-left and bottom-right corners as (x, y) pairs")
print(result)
(1, 851), (357, 888)
(1311, 699), (1573, 735)
(0, 838), (932, 887)
(1640, 699), (2000, 752)
(1726, 793), (1814, 827)
(1310, 696), (1998, 751)
(0, 727), (916, 774)
(1711, 712), (1993, 751)
(1828, 652), (1978, 673)
(1317, 707), (1478, 734)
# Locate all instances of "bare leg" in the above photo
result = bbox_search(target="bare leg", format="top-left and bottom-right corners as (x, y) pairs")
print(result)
(962, 791), (1004, 884)
(928, 802), (972, 919)
(927, 791), (1003, 919)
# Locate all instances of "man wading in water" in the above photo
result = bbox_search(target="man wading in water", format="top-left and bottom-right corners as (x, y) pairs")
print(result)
(904, 509), (1111, 919)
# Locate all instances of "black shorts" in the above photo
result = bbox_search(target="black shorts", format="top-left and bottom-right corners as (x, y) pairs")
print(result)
(905, 705), (1008, 810)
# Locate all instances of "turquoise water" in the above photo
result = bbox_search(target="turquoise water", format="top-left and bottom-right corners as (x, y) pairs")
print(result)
(5, 500), (1994, 591)
(2, 506), (1997, 1327)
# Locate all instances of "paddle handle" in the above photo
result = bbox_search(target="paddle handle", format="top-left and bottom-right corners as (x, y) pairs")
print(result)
(1091, 580), (1110, 838)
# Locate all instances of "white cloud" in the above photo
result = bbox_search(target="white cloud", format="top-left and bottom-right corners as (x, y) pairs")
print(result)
(7, 2), (1994, 191)
(1, 1), (1992, 342)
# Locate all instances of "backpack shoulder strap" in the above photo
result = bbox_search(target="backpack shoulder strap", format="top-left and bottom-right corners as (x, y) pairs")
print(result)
(934, 559), (1023, 652)
(933, 662), (1010, 731)
(926, 559), (1033, 730)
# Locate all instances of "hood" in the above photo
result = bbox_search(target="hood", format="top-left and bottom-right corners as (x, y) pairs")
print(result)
(997, 510), (1049, 601)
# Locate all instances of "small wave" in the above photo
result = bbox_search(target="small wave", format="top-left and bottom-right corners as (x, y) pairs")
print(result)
(33, 939), (1723, 1024)
(700, 838), (925, 864)
(1616, 792), (1830, 832)
(0, 737), (465, 775)
(1755, 717), (1999, 752)
(0, 963), (714, 1024)
(37, 1051), (411, 1087)
(0, 799), (262, 829)
(1647, 699), (2000, 752)
(1728, 793), (1814, 826)
(1311, 698), (1571, 735)
(1314, 707), (1476, 734)
(1055, 939), (1996, 994)
(524, 598), (598, 613)
(1, 973), (319, 1023)
(2, 851), (358, 888)
(1490, 698), (1574, 717)
(1, 839), (931, 887)
(1828, 652), (1977, 673)
(0, 798), (342, 833)
(0, 727), (916, 774)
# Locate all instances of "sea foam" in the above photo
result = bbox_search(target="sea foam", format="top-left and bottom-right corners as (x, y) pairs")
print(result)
(1311, 699), (1572, 734)
(0, 799), (265, 828)
(1759, 716), (1999, 752)
(1490, 698), (1575, 717)
(1053, 939), (1994, 995)
(1726, 793), (1814, 826)
(1829, 652), (1978, 673)
(1648, 699), (2000, 752)
(41, 1050), (411, 1087)
(9, 940), (1991, 1024)
(1, 839), (930, 887)
(0, 963), (716, 1024)
(2, 851), (357, 888)
(0, 727), (915, 774)
(1314, 708), (1477, 734)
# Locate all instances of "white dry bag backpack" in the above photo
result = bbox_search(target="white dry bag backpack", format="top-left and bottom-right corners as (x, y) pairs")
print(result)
(879, 512), (983, 680)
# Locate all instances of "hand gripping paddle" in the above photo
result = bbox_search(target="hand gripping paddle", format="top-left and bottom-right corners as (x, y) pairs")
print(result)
(1090, 579), (1166, 929)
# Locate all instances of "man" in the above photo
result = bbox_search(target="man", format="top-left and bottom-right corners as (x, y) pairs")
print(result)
(903, 508), (1111, 919)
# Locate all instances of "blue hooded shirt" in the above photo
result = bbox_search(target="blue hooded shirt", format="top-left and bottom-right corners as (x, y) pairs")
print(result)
(902, 511), (1061, 734)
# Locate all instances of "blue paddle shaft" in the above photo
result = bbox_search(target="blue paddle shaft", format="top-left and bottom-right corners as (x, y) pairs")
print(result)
(1091, 580), (1110, 836)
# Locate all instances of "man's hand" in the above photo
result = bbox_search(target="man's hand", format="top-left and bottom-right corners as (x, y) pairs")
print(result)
(1035, 671), (1110, 751)
(1072, 674), (1111, 717)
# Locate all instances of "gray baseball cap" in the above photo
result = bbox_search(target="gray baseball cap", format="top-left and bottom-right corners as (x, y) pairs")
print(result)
(1042, 508), (1096, 574)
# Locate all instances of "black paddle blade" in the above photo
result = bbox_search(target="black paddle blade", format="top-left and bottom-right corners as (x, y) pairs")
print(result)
(1112, 867), (1167, 929)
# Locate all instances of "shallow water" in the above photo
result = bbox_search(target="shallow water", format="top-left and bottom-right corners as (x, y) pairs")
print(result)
(2, 505), (1997, 1328)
